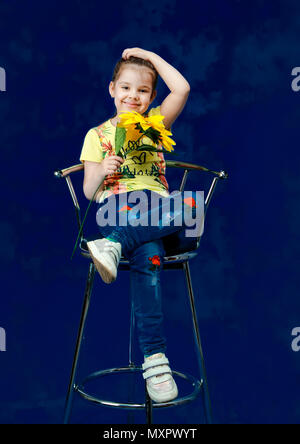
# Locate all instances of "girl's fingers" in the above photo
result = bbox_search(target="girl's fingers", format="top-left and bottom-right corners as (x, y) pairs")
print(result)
(111, 155), (124, 162)
(122, 47), (143, 59)
(106, 158), (119, 165)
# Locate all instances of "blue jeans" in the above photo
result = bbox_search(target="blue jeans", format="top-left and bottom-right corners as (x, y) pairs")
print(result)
(96, 189), (203, 357)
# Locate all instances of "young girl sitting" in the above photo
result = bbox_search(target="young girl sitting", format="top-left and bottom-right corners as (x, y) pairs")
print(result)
(79, 47), (194, 403)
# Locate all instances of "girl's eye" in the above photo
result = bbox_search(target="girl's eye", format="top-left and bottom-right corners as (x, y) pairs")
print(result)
(121, 87), (148, 93)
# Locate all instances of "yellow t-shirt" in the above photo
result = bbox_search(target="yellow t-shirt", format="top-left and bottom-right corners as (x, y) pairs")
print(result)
(80, 106), (170, 203)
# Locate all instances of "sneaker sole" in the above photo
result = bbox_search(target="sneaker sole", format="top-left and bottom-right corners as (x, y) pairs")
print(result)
(87, 243), (116, 284)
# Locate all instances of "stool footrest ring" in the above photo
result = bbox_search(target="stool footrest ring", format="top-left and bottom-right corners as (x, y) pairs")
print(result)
(75, 366), (203, 410)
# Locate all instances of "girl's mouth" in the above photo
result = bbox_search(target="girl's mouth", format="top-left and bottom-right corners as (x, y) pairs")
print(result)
(124, 102), (139, 108)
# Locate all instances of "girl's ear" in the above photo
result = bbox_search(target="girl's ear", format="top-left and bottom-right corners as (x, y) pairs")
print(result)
(109, 81), (115, 98)
(150, 89), (157, 103)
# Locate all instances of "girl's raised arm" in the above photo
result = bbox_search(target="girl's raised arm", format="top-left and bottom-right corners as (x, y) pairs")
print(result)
(122, 48), (190, 129)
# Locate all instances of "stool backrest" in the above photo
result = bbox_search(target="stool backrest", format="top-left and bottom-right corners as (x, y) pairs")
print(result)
(54, 160), (228, 249)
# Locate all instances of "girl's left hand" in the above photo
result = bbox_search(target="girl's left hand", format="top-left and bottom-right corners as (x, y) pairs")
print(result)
(122, 47), (152, 61)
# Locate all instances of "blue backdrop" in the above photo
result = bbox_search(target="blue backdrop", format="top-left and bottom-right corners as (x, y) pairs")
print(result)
(0, 0), (299, 424)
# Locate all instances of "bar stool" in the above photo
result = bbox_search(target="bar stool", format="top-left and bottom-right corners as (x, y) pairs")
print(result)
(54, 160), (228, 424)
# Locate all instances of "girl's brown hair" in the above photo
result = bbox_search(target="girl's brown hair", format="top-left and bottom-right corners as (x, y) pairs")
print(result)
(112, 56), (158, 93)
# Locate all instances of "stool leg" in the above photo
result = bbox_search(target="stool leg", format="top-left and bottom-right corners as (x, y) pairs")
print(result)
(127, 296), (136, 424)
(128, 295), (135, 366)
(183, 261), (213, 424)
(145, 381), (153, 425)
(63, 262), (96, 424)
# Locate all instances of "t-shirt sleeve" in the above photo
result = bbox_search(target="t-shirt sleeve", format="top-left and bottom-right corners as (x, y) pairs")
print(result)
(79, 128), (103, 163)
(147, 105), (161, 117)
(148, 105), (172, 131)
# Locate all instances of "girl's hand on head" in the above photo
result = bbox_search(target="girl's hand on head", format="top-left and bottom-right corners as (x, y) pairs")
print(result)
(101, 155), (124, 177)
(122, 48), (152, 61)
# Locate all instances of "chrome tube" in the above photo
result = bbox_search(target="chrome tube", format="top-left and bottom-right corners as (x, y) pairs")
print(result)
(127, 294), (136, 424)
(179, 169), (189, 192)
(63, 262), (96, 424)
(196, 176), (219, 249)
(145, 385), (153, 424)
(205, 177), (219, 210)
(128, 296), (135, 366)
(65, 176), (82, 233)
(76, 367), (201, 409)
(183, 261), (213, 424)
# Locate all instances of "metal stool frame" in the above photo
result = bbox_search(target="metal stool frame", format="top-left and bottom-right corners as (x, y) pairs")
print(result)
(54, 160), (228, 425)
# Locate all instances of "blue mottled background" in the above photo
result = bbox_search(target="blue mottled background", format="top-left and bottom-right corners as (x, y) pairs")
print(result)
(1, 0), (300, 424)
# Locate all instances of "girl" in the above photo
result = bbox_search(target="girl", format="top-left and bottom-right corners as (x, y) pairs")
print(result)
(80, 48), (194, 403)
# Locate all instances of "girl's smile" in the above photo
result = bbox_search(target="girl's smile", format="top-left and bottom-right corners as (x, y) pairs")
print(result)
(123, 102), (139, 108)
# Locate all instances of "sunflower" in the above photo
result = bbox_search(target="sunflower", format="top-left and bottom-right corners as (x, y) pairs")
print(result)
(118, 111), (164, 132)
(118, 111), (176, 152)
(118, 111), (148, 131)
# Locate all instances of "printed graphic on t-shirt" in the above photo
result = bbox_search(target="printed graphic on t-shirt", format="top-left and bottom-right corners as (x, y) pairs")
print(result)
(94, 120), (168, 193)
(80, 106), (170, 202)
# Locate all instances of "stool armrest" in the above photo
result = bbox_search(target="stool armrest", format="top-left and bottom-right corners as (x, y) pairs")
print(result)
(166, 160), (228, 179)
(54, 164), (84, 178)
(54, 161), (228, 180)
(54, 165), (83, 236)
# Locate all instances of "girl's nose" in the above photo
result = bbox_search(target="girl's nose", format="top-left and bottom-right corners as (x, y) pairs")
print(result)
(128, 89), (138, 99)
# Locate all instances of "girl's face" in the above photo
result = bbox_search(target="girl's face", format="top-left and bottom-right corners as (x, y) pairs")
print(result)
(109, 65), (156, 116)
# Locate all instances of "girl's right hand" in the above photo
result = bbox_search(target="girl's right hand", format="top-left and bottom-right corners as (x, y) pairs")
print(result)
(101, 155), (124, 176)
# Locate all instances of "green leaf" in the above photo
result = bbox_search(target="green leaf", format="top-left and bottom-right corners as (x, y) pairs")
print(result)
(135, 123), (144, 132)
(143, 127), (161, 144)
(115, 127), (126, 156)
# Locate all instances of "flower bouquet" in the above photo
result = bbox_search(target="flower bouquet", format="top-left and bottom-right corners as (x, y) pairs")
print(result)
(114, 111), (176, 158)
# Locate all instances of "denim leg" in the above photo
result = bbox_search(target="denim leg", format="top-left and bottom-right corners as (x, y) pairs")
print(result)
(127, 239), (167, 357)
(95, 190), (201, 357)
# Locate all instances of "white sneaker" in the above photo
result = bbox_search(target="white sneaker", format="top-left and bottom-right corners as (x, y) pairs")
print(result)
(142, 353), (178, 403)
(87, 238), (122, 284)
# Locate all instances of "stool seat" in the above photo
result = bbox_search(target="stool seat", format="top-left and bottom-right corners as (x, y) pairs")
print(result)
(79, 237), (198, 270)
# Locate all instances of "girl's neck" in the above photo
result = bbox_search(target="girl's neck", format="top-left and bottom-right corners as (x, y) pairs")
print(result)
(110, 115), (120, 127)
